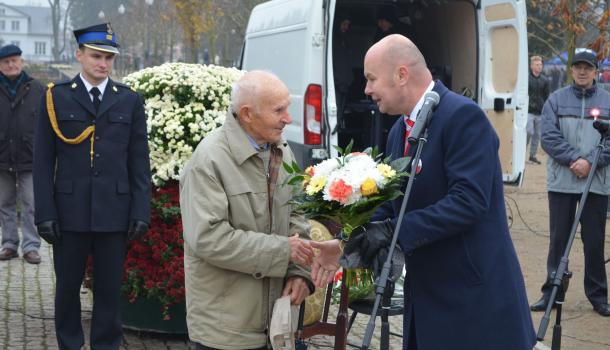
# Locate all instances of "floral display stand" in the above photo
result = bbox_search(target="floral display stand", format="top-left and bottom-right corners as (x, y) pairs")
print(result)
(119, 63), (243, 333)
(120, 295), (187, 334)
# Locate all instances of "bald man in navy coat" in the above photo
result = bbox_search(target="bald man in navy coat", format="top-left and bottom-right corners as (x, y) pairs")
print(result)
(311, 34), (536, 350)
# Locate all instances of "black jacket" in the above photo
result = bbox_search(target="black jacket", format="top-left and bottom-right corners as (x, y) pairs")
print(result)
(0, 74), (45, 171)
(33, 75), (151, 232)
(528, 70), (550, 115)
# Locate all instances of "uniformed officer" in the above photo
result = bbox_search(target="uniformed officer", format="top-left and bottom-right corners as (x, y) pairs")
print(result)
(33, 23), (151, 350)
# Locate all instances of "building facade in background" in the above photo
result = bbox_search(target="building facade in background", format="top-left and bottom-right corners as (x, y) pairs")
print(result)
(0, 3), (53, 62)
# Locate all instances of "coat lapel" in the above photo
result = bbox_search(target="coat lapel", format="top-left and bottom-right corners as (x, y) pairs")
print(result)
(71, 75), (96, 117)
(97, 79), (120, 117)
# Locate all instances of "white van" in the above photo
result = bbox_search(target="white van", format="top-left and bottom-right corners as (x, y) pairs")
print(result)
(241, 0), (528, 183)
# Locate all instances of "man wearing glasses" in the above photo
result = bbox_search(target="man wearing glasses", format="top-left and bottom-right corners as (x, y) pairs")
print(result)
(531, 48), (610, 316)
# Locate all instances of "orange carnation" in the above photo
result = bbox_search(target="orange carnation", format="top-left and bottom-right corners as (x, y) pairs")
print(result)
(328, 179), (353, 204)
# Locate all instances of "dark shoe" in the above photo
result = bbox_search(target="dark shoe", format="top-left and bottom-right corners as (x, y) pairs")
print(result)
(529, 156), (541, 164)
(0, 248), (18, 261)
(530, 297), (554, 312)
(23, 250), (41, 264)
(593, 303), (610, 316)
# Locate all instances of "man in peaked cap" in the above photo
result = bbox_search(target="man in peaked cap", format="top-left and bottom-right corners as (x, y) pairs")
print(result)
(531, 47), (610, 317)
(33, 23), (151, 349)
(0, 44), (44, 264)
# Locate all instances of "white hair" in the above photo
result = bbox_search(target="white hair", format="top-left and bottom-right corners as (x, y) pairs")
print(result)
(230, 70), (282, 115)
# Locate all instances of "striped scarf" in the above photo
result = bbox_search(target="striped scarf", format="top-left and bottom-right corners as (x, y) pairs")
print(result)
(267, 144), (283, 226)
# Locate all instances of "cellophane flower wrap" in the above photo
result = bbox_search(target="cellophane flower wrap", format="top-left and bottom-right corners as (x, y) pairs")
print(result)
(119, 63), (243, 319)
(284, 142), (408, 295)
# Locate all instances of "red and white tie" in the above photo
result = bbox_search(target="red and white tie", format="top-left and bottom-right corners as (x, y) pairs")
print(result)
(404, 117), (415, 156)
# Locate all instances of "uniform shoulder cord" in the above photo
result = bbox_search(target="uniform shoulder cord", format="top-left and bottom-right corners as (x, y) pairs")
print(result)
(46, 83), (96, 167)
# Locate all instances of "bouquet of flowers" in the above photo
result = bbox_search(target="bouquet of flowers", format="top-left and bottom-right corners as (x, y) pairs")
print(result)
(284, 142), (408, 291)
(284, 142), (408, 234)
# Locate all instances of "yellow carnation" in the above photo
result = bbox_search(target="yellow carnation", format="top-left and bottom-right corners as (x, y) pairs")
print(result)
(306, 176), (326, 195)
(360, 178), (379, 196)
(377, 164), (396, 178)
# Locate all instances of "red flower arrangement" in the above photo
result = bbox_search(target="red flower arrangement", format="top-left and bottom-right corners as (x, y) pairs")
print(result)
(122, 181), (185, 320)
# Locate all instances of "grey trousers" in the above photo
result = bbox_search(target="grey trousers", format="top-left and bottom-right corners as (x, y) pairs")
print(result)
(526, 113), (541, 158)
(0, 170), (40, 254)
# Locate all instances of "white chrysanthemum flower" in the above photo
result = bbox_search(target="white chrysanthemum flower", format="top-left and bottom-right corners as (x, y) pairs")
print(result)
(312, 158), (341, 178)
(123, 62), (245, 185)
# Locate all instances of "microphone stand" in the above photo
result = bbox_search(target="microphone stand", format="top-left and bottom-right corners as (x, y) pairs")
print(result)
(536, 127), (608, 350)
(360, 128), (429, 349)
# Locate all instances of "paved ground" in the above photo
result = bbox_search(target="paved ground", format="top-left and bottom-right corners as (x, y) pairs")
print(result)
(1, 154), (609, 349)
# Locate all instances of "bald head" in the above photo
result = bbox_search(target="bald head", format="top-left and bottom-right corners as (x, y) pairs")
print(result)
(369, 34), (428, 76)
(364, 34), (432, 115)
(230, 70), (288, 115)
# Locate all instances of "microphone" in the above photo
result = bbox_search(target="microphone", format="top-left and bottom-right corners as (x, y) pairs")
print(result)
(593, 118), (610, 134)
(408, 91), (440, 144)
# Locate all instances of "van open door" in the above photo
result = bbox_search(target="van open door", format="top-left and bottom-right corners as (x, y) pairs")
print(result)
(243, 0), (328, 167)
(478, 0), (528, 184)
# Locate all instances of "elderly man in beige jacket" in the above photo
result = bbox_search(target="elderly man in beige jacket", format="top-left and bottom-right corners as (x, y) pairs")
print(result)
(180, 70), (315, 350)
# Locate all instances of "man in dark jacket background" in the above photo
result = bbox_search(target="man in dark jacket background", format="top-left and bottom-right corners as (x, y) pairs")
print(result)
(0, 44), (44, 264)
(527, 55), (550, 164)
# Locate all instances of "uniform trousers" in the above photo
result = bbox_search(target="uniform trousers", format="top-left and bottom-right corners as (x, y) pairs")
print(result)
(0, 170), (39, 253)
(541, 191), (608, 306)
(53, 231), (126, 350)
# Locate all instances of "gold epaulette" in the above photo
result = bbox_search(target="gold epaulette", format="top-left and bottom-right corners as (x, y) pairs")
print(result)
(46, 83), (96, 166)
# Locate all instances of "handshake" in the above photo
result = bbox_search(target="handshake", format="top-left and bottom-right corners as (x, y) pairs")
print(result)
(290, 220), (397, 288)
(36, 220), (150, 245)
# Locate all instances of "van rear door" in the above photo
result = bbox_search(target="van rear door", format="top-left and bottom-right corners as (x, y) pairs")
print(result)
(478, 0), (528, 184)
(243, 0), (328, 167)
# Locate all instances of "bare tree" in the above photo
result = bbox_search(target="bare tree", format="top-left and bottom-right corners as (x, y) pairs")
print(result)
(528, 0), (610, 83)
(48, 0), (74, 62)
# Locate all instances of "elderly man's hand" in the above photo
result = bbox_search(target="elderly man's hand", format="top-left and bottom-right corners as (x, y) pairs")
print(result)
(288, 234), (314, 267)
(570, 158), (592, 179)
(282, 276), (311, 305)
(310, 240), (341, 288)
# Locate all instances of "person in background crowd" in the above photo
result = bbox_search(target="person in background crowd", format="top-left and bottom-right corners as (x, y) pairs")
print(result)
(531, 48), (610, 317)
(0, 44), (44, 264)
(333, 14), (353, 131)
(527, 55), (550, 164)
(374, 7), (399, 43)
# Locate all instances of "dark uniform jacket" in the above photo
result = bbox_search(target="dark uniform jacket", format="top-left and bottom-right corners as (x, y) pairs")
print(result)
(33, 75), (151, 232)
(0, 73), (45, 172)
(373, 81), (536, 349)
